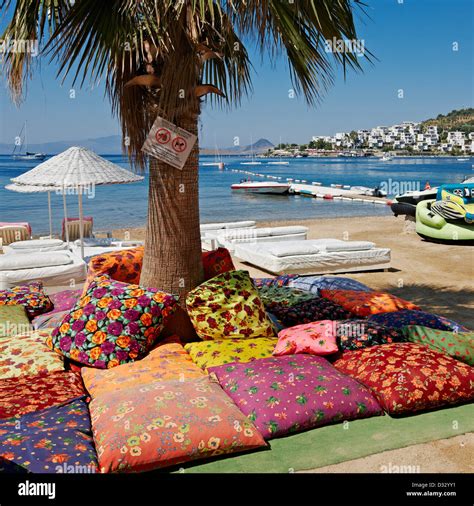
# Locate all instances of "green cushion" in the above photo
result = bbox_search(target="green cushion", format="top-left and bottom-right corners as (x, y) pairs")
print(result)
(404, 325), (474, 366)
(0, 305), (32, 338)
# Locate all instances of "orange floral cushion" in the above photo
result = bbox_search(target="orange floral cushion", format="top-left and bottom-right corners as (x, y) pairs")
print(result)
(90, 376), (266, 472)
(83, 247), (144, 295)
(81, 337), (205, 397)
(333, 343), (474, 415)
(320, 290), (420, 317)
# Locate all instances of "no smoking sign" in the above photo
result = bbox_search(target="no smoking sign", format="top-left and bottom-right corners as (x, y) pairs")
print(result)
(142, 116), (197, 170)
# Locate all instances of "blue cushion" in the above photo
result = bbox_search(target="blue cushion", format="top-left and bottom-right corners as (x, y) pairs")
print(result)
(369, 310), (469, 332)
(0, 398), (98, 474)
(289, 275), (372, 296)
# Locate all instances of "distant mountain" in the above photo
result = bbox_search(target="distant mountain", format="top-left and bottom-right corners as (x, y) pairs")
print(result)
(422, 108), (474, 134)
(0, 135), (123, 155)
(200, 138), (274, 155)
(0, 135), (274, 156)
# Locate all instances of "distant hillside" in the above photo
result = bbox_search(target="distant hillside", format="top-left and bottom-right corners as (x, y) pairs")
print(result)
(200, 138), (273, 155)
(0, 135), (123, 155)
(422, 108), (474, 134)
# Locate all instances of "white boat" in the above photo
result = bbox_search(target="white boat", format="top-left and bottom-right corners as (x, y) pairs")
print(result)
(202, 136), (224, 167)
(268, 160), (289, 165)
(12, 121), (46, 161)
(457, 157), (469, 161)
(240, 161), (262, 165)
(381, 155), (392, 161)
(350, 185), (387, 197)
(231, 181), (290, 194)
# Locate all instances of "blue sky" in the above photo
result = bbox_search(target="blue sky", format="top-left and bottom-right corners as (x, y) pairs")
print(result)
(0, 0), (472, 148)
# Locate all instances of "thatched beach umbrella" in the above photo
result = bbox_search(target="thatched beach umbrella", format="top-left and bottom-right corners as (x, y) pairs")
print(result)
(11, 146), (144, 257)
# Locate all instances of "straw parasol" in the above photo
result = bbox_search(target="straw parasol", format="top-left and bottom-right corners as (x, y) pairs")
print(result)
(10, 146), (144, 257)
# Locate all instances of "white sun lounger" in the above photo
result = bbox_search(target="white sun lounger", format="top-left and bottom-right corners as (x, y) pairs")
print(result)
(233, 239), (391, 275)
(206, 226), (308, 253)
(0, 251), (87, 289)
(201, 221), (257, 250)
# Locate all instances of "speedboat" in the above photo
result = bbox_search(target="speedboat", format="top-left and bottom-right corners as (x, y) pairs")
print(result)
(231, 181), (290, 194)
(240, 161), (262, 165)
(13, 152), (46, 161)
(268, 160), (289, 165)
(394, 187), (439, 205)
(381, 155), (392, 161)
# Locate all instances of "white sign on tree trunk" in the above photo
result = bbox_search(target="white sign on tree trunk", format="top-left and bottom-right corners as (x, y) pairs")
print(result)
(142, 115), (197, 170)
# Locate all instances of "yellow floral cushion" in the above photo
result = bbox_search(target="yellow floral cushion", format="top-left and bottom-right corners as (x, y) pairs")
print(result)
(184, 338), (278, 371)
(186, 270), (276, 340)
(0, 329), (64, 380)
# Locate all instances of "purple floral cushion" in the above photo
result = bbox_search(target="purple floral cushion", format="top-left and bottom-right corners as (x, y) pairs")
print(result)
(0, 398), (98, 473)
(209, 355), (382, 439)
(49, 289), (82, 314)
(49, 275), (179, 369)
(269, 298), (352, 327)
(0, 282), (53, 320)
(368, 310), (469, 333)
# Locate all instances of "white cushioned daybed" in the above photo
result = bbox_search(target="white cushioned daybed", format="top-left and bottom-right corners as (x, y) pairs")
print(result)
(0, 251), (86, 289)
(206, 225), (308, 253)
(201, 221), (257, 251)
(3, 239), (68, 254)
(233, 239), (391, 275)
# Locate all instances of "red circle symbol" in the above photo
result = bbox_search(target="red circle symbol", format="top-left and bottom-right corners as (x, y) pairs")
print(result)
(172, 136), (187, 153)
(155, 128), (171, 144)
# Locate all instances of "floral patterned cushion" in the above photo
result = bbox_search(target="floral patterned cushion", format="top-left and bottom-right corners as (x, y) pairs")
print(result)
(253, 274), (299, 289)
(289, 275), (372, 296)
(273, 321), (338, 357)
(83, 247), (144, 294)
(336, 319), (406, 351)
(49, 289), (82, 314)
(0, 282), (53, 320)
(0, 398), (98, 473)
(186, 270), (275, 340)
(209, 355), (382, 439)
(269, 298), (352, 327)
(90, 376), (266, 472)
(82, 337), (205, 397)
(258, 286), (315, 310)
(368, 310), (469, 333)
(320, 290), (420, 317)
(333, 343), (474, 415)
(404, 326), (474, 366)
(184, 338), (277, 371)
(0, 371), (85, 419)
(0, 305), (31, 337)
(202, 248), (235, 281)
(0, 330), (64, 380)
(49, 275), (179, 369)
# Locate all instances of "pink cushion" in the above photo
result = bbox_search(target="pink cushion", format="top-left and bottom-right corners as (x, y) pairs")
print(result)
(273, 320), (338, 357)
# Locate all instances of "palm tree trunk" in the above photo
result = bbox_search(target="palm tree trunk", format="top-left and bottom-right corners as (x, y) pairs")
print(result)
(140, 112), (203, 302)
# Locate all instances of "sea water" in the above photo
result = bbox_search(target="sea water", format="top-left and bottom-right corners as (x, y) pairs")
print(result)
(0, 155), (471, 235)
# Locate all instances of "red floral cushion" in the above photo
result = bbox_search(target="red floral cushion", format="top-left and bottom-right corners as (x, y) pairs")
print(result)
(333, 343), (474, 415)
(0, 371), (85, 419)
(320, 290), (420, 317)
(202, 248), (235, 281)
(0, 282), (53, 320)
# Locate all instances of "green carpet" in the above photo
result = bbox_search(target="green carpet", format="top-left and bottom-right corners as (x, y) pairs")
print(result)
(179, 403), (474, 473)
